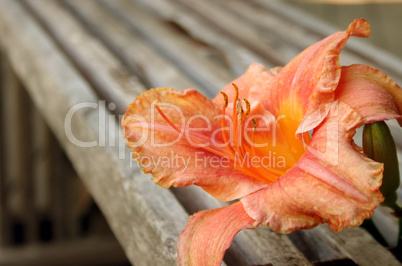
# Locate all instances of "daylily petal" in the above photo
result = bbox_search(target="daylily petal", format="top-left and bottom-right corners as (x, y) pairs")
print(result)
(177, 201), (257, 266)
(337, 64), (402, 125)
(212, 63), (309, 169)
(122, 18), (402, 265)
(122, 88), (267, 201)
(267, 19), (371, 134)
(241, 102), (384, 233)
(212, 63), (279, 108)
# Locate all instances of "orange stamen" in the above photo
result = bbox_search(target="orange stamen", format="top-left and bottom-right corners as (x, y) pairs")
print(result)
(220, 92), (231, 150)
(244, 99), (250, 116)
(220, 91), (229, 108)
(232, 84), (239, 146)
(232, 83), (239, 100)
(238, 101), (247, 158)
(233, 100), (243, 149)
(239, 99), (251, 156)
(216, 85), (284, 183)
(251, 118), (257, 159)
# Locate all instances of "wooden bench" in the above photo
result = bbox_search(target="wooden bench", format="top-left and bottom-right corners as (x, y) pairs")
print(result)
(0, 0), (400, 265)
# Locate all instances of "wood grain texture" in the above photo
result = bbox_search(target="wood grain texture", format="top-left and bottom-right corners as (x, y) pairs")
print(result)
(22, 1), (310, 264)
(0, 0), (400, 265)
(57, 1), (314, 264)
(99, 0), (233, 95)
(0, 1), (189, 265)
(253, 0), (402, 85)
(166, 0), (288, 66)
(24, 0), (145, 115)
(320, 225), (401, 266)
(127, 0), (402, 264)
(128, 0), (275, 73)
(62, 0), (202, 94)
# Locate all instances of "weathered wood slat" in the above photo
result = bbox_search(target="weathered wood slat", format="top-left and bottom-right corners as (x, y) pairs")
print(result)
(25, 1), (402, 264)
(0, 0), (400, 265)
(128, 0), (401, 178)
(60, 1), (312, 264)
(0, 1), (191, 265)
(23, 0), (146, 116)
(213, 0), (323, 51)
(131, 0), (402, 152)
(166, 0), (291, 66)
(212, 0), (375, 74)
(291, 224), (401, 265)
(129, 0), (274, 73)
(288, 229), (346, 263)
(372, 206), (400, 247)
(128, 0), (364, 77)
(319, 225), (400, 266)
(98, 0), (233, 95)
(117, 0), (401, 264)
(61, 0), (201, 94)
(22, 1), (311, 264)
(252, 0), (402, 85)
(77, 1), (401, 265)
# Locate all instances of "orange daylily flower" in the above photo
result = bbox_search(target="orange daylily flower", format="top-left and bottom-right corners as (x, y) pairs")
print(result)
(122, 19), (402, 265)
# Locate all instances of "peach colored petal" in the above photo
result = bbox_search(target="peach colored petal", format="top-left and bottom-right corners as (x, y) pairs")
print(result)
(212, 64), (310, 166)
(122, 18), (402, 264)
(122, 88), (267, 201)
(212, 63), (274, 106)
(177, 202), (257, 266)
(241, 102), (384, 233)
(268, 19), (371, 133)
(346, 18), (371, 37)
(337, 64), (402, 126)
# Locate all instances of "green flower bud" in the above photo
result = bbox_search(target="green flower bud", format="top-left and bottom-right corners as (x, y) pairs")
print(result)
(363, 121), (400, 207)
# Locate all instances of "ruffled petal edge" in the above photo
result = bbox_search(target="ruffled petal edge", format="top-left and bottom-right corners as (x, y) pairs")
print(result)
(177, 202), (257, 266)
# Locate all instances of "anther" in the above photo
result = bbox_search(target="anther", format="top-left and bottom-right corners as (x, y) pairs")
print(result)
(244, 99), (250, 116)
(220, 92), (228, 108)
(232, 83), (239, 101)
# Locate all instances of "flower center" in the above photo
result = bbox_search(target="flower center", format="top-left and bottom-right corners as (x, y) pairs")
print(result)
(219, 84), (286, 183)
(153, 84), (307, 185)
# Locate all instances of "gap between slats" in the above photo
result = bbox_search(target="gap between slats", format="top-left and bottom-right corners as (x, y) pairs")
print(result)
(7, 0), (402, 264)
(20, 0), (311, 265)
